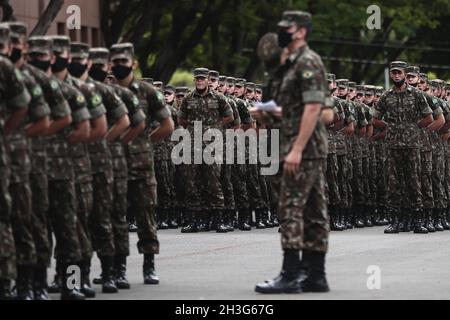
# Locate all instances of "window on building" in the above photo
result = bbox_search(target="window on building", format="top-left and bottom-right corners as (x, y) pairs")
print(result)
(91, 28), (99, 47)
(57, 23), (65, 35)
(69, 29), (77, 42)
(81, 26), (88, 43)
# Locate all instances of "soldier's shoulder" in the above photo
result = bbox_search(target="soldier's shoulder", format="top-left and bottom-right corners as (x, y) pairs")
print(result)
(0, 55), (15, 72)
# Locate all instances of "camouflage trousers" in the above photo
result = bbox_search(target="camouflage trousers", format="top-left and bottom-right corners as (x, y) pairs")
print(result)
(325, 153), (340, 208)
(267, 164), (282, 212)
(112, 176), (129, 256)
(336, 154), (349, 209)
(89, 171), (114, 258)
(387, 148), (422, 211)
(184, 163), (224, 211)
(445, 147), (450, 208)
(10, 181), (36, 267)
(231, 164), (250, 210)
(155, 159), (177, 210)
(361, 156), (372, 207)
(279, 159), (329, 252)
(420, 151), (434, 209)
(0, 168), (15, 280)
(351, 157), (365, 207)
(127, 178), (159, 254)
(174, 164), (187, 209)
(75, 182), (93, 261)
(371, 143), (388, 209)
(30, 174), (51, 267)
(220, 164), (235, 210)
(258, 165), (271, 209)
(48, 179), (82, 264)
(246, 164), (267, 210)
(432, 142), (447, 209)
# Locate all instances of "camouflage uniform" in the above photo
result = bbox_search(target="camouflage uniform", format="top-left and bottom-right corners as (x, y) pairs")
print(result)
(274, 44), (329, 252)
(0, 55), (31, 281)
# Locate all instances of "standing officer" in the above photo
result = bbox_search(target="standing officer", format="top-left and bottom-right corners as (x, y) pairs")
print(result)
(255, 11), (331, 294)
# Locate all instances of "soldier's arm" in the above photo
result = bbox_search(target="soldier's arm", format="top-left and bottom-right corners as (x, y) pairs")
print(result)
(428, 113), (445, 132)
(106, 114), (130, 143)
(45, 114), (72, 136)
(218, 95), (234, 126)
(103, 88), (130, 142)
(4, 67), (31, 136)
(145, 87), (174, 143)
(68, 119), (91, 144)
(26, 116), (50, 137)
(122, 121), (145, 145)
(177, 96), (189, 128)
(87, 114), (108, 142)
(43, 80), (73, 135)
(322, 108), (335, 126)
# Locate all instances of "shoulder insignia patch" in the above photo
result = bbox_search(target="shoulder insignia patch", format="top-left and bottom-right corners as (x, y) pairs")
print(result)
(302, 70), (314, 79)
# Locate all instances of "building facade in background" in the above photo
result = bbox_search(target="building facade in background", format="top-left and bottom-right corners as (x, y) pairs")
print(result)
(12, 0), (102, 46)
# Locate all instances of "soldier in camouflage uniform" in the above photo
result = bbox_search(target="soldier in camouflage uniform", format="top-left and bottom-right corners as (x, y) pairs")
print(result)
(374, 61), (433, 234)
(7, 23), (53, 300)
(110, 42), (174, 284)
(255, 11), (330, 294)
(0, 24), (31, 300)
(178, 68), (234, 233)
(444, 83), (450, 228)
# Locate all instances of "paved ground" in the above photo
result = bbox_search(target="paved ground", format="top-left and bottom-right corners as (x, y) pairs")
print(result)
(49, 226), (450, 300)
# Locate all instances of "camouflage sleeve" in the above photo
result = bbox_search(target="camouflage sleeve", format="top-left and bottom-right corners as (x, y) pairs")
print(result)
(356, 104), (368, 127)
(145, 85), (171, 122)
(424, 94), (443, 118)
(68, 89), (90, 124)
(373, 94), (386, 119)
(342, 100), (355, 125)
(177, 96), (188, 120)
(84, 85), (107, 119)
(441, 101), (450, 121)
(296, 57), (326, 104)
(230, 99), (241, 126)
(218, 94), (233, 118)
(364, 105), (373, 124)
(23, 74), (51, 123)
(337, 100), (346, 121)
(43, 78), (71, 119)
(236, 99), (253, 124)
(4, 64), (31, 109)
(102, 85), (128, 121)
(414, 91), (432, 118)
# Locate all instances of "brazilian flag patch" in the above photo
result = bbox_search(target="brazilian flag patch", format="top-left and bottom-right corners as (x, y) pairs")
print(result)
(156, 91), (164, 104)
(77, 95), (86, 104)
(32, 85), (43, 98)
(91, 94), (102, 107)
(132, 96), (139, 107)
(15, 69), (24, 81)
(50, 80), (59, 91)
(302, 70), (314, 80)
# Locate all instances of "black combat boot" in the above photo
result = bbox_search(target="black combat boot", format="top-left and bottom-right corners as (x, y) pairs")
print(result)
(128, 216), (138, 232)
(343, 208), (353, 229)
(167, 209), (179, 229)
(254, 249), (303, 294)
(425, 209), (436, 232)
(377, 207), (389, 226)
(337, 208), (347, 230)
(60, 263), (85, 301)
(255, 208), (266, 229)
(263, 208), (274, 228)
(270, 208), (280, 227)
(143, 254), (159, 285)
(233, 210), (240, 229)
(181, 210), (198, 233)
(48, 261), (63, 293)
(433, 209), (444, 231)
(80, 260), (96, 298)
(300, 250), (330, 292)
(330, 208), (345, 231)
(354, 208), (365, 228)
(238, 209), (251, 231)
(0, 279), (16, 300)
(92, 273), (102, 285)
(16, 265), (34, 300)
(114, 255), (130, 289)
(384, 212), (399, 234)
(215, 210), (228, 233)
(224, 210), (235, 232)
(363, 207), (373, 227)
(99, 256), (118, 293)
(413, 210), (428, 234)
(157, 208), (169, 230)
(441, 209), (450, 230)
(33, 267), (49, 300)
(400, 211), (411, 232)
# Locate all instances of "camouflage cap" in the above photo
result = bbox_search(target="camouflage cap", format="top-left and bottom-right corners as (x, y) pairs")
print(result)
(50, 35), (70, 54)
(364, 85), (376, 95)
(389, 61), (407, 71)
(164, 85), (175, 93)
(110, 42), (134, 61)
(89, 47), (109, 64)
(257, 32), (282, 65)
(226, 77), (236, 84)
(153, 81), (163, 89)
(0, 23), (10, 44)
(70, 42), (90, 59)
(245, 82), (256, 91)
(327, 73), (336, 83)
(255, 84), (263, 92)
(28, 36), (52, 55)
(430, 79), (445, 89)
(348, 82), (356, 89)
(208, 70), (219, 79)
(193, 67), (209, 78)
(419, 73), (428, 81)
(5, 22), (27, 41)
(335, 79), (349, 89)
(175, 86), (189, 96)
(219, 75), (227, 83)
(141, 78), (153, 84)
(375, 86), (384, 96)
(446, 83), (450, 91)
(235, 78), (246, 87)
(356, 85), (365, 94)
(406, 65), (420, 75)
(277, 11), (312, 28)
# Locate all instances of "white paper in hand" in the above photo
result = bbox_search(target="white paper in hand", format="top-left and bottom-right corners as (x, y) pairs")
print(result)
(253, 100), (278, 112)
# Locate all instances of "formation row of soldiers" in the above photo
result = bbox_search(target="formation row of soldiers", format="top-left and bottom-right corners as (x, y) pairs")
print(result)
(0, 22), (176, 300)
(325, 64), (450, 234)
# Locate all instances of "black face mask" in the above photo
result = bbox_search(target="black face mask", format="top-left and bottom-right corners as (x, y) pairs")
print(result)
(393, 78), (405, 88)
(9, 48), (22, 63)
(89, 65), (108, 82)
(29, 59), (51, 72)
(68, 62), (88, 78)
(277, 29), (294, 48)
(51, 56), (69, 73)
(112, 65), (132, 80)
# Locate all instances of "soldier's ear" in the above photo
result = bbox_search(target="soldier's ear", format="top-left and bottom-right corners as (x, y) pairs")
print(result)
(132, 60), (138, 70)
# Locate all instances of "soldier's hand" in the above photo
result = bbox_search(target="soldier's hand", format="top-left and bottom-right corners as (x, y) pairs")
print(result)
(283, 148), (302, 177)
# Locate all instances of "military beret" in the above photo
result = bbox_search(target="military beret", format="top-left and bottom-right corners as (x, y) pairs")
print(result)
(406, 65), (420, 75)
(0, 24), (10, 44)
(335, 79), (349, 89)
(141, 78), (153, 85)
(364, 85), (376, 95)
(50, 35), (70, 54)
(193, 67), (209, 78)
(348, 82), (356, 89)
(153, 81), (164, 89)
(327, 73), (336, 82)
(5, 22), (27, 41)
(164, 85), (175, 93)
(219, 76), (227, 83)
(419, 73), (428, 81)
(356, 85), (365, 94)
(28, 36), (52, 55)
(110, 43), (134, 61)
(175, 86), (189, 96)
(89, 47), (109, 64)
(277, 11), (312, 28)
(70, 42), (90, 59)
(208, 70), (219, 79)
(389, 61), (407, 71)
(226, 77), (236, 84)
